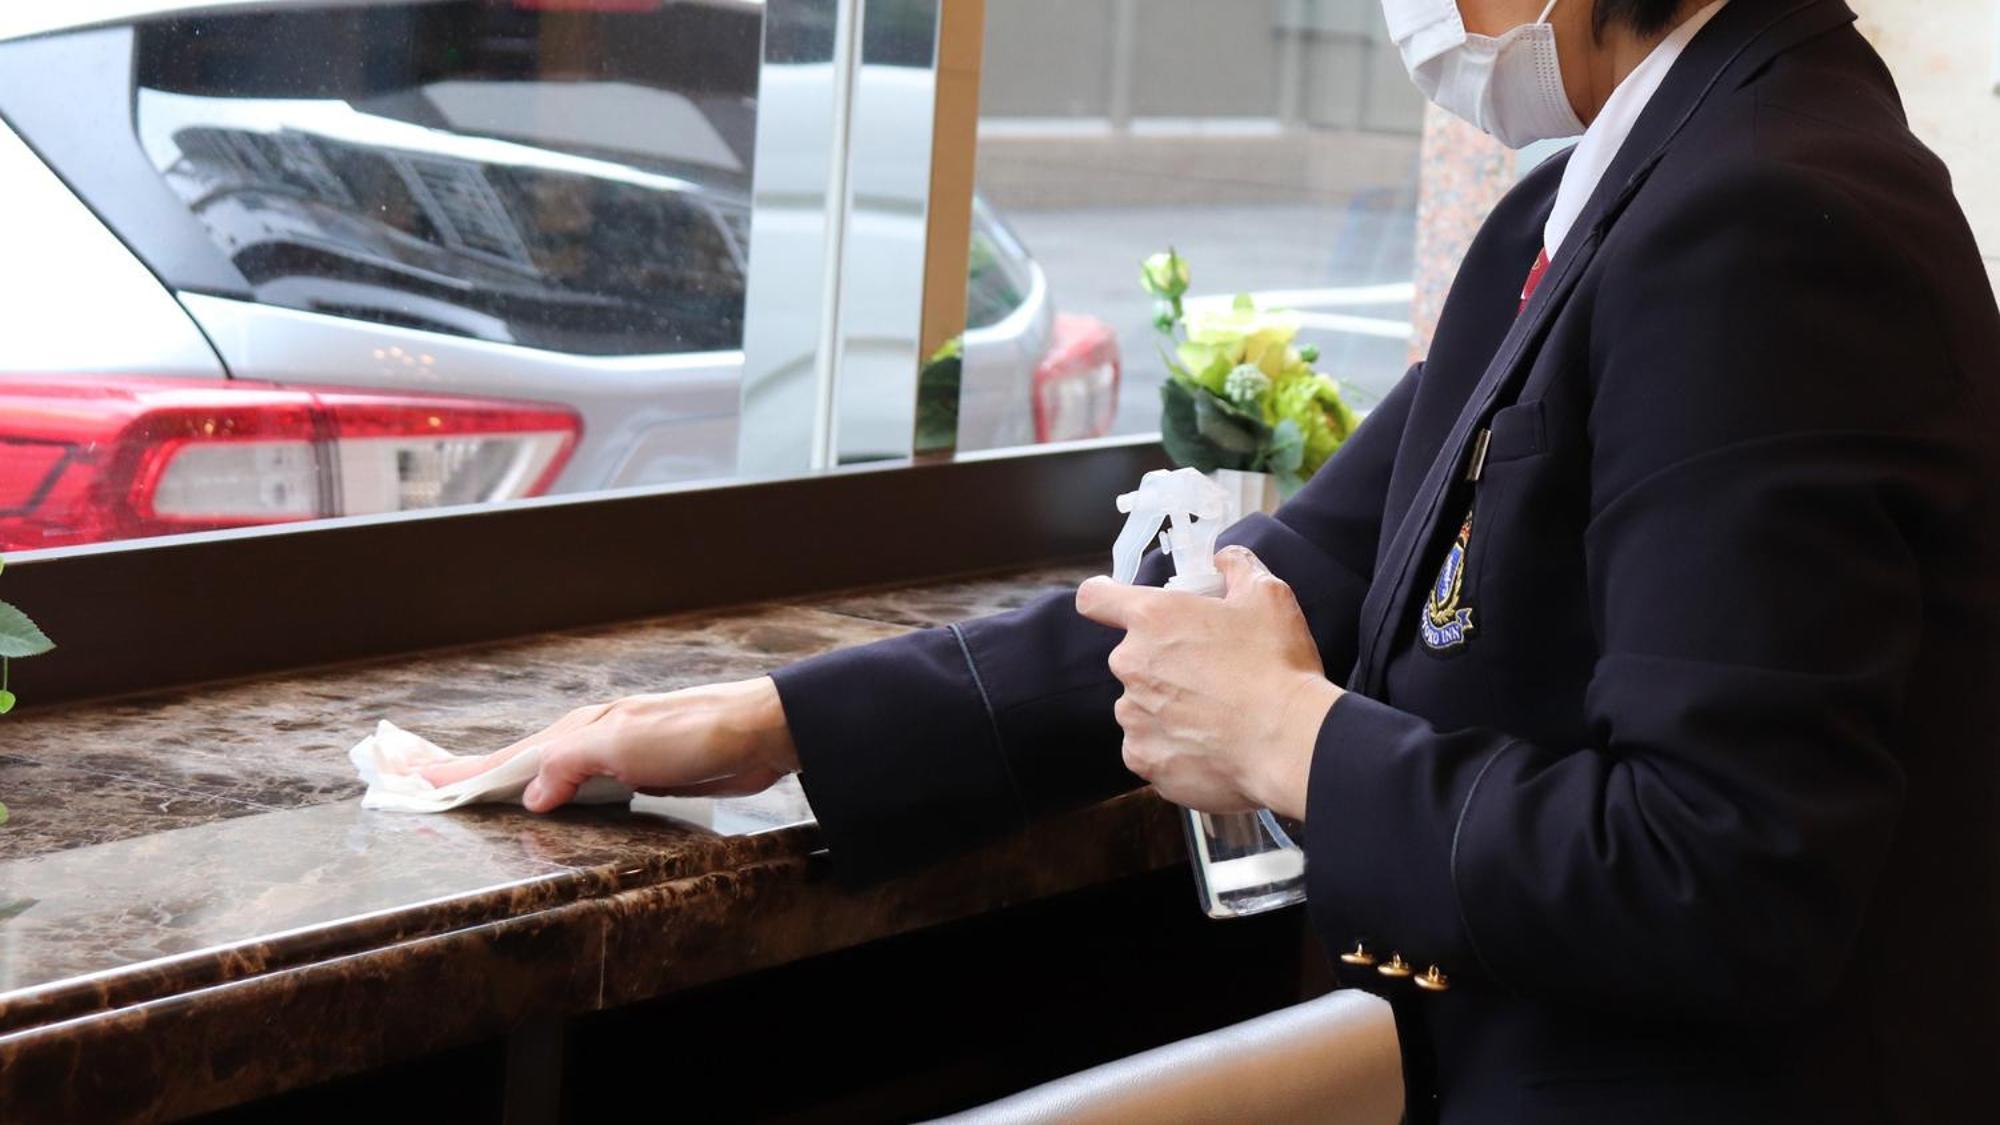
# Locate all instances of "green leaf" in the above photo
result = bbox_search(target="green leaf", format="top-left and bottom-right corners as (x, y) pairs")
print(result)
(1261, 418), (1306, 478)
(0, 602), (51, 659)
(0, 801), (8, 826)
(1193, 391), (1267, 458)
(1159, 379), (1216, 472)
(1161, 380), (1252, 474)
(0, 691), (13, 715)
(914, 338), (964, 455)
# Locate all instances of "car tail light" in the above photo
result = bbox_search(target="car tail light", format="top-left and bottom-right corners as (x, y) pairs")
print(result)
(1033, 313), (1122, 444)
(0, 377), (580, 551)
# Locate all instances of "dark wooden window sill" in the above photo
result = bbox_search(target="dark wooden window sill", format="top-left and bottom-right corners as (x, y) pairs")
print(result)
(0, 564), (1224, 1122)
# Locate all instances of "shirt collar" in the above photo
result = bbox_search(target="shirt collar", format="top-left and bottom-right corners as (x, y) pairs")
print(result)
(1545, 0), (1732, 261)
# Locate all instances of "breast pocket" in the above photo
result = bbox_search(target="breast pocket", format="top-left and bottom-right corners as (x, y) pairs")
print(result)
(1481, 398), (1546, 467)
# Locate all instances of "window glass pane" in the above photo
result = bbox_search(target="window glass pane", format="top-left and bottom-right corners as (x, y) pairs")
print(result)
(962, 0), (1424, 451)
(128, 4), (755, 356)
(826, 12), (939, 467)
(0, 1), (814, 554)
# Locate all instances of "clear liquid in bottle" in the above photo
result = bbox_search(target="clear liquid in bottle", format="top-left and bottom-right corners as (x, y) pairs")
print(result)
(1182, 807), (1307, 918)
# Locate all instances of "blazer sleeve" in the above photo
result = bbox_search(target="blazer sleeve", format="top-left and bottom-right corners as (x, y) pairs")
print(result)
(772, 365), (1422, 883)
(1303, 165), (1975, 1021)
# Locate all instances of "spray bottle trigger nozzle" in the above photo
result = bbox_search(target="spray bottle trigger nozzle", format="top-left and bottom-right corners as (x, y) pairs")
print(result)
(1109, 468), (1235, 590)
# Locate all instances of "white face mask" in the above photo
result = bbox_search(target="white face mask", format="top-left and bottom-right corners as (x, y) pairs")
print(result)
(1383, 0), (1586, 148)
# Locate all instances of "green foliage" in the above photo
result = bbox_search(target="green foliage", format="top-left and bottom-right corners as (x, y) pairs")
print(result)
(0, 556), (20, 820)
(1266, 419), (1307, 491)
(1143, 248), (1360, 494)
(1159, 379), (1267, 474)
(1270, 369), (1359, 475)
(914, 335), (965, 455)
(0, 601), (53, 660)
(0, 556), (55, 731)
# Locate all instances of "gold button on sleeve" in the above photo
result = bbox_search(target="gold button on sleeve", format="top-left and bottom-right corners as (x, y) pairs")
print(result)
(1339, 942), (1377, 967)
(1415, 965), (1451, 992)
(1377, 953), (1413, 980)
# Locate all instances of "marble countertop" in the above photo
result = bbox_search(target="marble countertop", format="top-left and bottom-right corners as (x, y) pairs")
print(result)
(0, 563), (1184, 1122)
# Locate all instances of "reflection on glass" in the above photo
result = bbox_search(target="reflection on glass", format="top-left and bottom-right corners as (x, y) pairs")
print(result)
(740, 0), (967, 473)
(131, 4), (758, 355)
(733, 0), (848, 482)
(828, 8), (937, 466)
(953, 198), (1120, 451)
(0, 0), (764, 551)
(962, 0), (1425, 452)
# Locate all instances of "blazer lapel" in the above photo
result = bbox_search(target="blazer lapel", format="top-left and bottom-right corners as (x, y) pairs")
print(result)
(1347, 0), (1862, 695)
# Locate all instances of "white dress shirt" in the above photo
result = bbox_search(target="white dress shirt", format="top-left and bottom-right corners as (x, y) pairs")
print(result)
(1544, 0), (1731, 261)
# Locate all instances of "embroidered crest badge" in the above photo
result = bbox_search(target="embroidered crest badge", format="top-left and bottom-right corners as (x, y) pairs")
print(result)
(1420, 509), (1476, 651)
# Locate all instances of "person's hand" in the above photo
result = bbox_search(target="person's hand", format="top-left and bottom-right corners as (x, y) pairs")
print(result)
(418, 677), (798, 812)
(1075, 546), (1340, 821)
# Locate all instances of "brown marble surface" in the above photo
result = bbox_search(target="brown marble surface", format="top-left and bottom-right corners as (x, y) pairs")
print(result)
(0, 561), (1166, 1123)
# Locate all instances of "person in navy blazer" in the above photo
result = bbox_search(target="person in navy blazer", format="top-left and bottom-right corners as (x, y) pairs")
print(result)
(443, 0), (2000, 1119)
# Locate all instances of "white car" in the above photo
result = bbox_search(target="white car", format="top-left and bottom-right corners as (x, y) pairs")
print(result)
(0, 0), (1119, 552)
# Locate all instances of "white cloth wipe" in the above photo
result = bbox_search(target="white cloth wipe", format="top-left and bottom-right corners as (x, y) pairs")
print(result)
(348, 719), (635, 813)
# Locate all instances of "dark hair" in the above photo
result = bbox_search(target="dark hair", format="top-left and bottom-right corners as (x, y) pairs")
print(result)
(1594, 0), (1688, 37)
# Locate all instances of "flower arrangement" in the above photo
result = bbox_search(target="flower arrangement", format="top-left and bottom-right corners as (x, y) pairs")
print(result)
(0, 559), (56, 825)
(1142, 249), (1359, 498)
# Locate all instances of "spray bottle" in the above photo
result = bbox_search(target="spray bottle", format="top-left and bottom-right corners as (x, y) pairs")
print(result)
(1112, 468), (1308, 919)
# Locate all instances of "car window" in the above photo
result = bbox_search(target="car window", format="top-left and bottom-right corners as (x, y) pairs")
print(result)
(6, 1), (761, 357)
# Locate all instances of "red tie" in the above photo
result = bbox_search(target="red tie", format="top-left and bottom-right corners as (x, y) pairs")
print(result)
(1519, 248), (1551, 314)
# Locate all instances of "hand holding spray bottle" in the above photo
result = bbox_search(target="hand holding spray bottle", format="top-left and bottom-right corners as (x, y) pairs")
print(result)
(1111, 468), (1308, 919)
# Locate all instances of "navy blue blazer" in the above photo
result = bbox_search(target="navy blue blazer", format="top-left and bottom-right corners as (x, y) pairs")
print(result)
(773, 1), (2000, 1120)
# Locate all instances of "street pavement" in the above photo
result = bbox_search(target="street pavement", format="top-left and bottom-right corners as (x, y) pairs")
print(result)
(1001, 195), (1420, 436)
